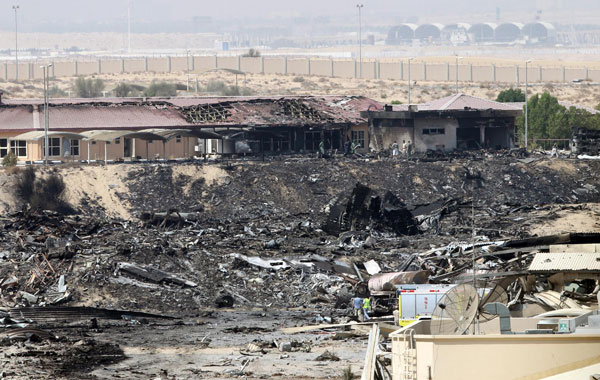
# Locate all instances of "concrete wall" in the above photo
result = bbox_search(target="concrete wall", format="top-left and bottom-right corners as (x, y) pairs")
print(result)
(414, 118), (458, 152)
(333, 60), (355, 78)
(240, 57), (262, 74)
(310, 59), (332, 77)
(410, 335), (600, 380)
(1, 56), (598, 85)
(287, 58), (309, 75)
(147, 57), (169, 73)
(263, 57), (285, 74)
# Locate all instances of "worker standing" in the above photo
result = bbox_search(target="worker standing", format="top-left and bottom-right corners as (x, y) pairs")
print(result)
(352, 296), (364, 322)
(319, 140), (325, 158)
(344, 138), (351, 157)
(391, 141), (399, 158)
(362, 297), (371, 321)
(406, 140), (413, 159)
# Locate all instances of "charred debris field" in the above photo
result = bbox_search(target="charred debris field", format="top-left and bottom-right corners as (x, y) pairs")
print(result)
(1, 155), (600, 379)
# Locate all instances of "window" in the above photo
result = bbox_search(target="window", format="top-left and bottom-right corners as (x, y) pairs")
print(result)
(176, 135), (182, 143)
(70, 139), (80, 156)
(10, 140), (27, 157)
(91, 141), (97, 145)
(0, 139), (8, 157)
(148, 139), (153, 144)
(115, 137), (121, 145)
(48, 138), (60, 157)
(422, 128), (445, 135)
(351, 130), (365, 149)
(106, 141), (111, 145)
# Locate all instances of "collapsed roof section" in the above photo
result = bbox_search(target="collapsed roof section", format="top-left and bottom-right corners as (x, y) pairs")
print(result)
(0, 96), (382, 133)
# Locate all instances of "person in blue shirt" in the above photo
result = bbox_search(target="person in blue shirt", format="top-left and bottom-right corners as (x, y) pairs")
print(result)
(352, 297), (364, 321)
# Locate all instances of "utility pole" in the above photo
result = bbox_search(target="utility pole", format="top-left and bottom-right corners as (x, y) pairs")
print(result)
(12, 5), (19, 81)
(456, 56), (463, 94)
(407, 57), (414, 104)
(525, 60), (532, 149)
(41, 63), (53, 165)
(356, 4), (363, 79)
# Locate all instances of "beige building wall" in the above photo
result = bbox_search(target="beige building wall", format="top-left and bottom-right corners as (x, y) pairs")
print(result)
(263, 57), (285, 74)
(333, 60), (355, 78)
(287, 58), (309, 75)
(414, 118), (458, 152)
(240, 57), (262, 74)
(310, 59), (331, 77)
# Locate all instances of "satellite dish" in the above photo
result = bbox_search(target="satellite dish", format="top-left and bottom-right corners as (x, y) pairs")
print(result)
(478, 283), (509, 321)
(430, 283), (479, 335)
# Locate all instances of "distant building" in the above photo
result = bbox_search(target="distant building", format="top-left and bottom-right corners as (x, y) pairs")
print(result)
(362, 94), (523, 153)
(0, 95), (380, 162)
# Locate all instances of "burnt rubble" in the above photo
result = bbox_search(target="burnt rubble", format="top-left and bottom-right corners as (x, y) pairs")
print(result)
(0, 154), (599, 377)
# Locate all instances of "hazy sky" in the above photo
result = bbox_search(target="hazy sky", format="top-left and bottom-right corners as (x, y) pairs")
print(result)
(1, 0), (598, 31)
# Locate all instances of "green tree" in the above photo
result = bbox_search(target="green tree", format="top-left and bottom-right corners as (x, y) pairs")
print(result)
(516, 92), (566, 148)
(74, 77), (105, 98)
(143, 81), (177, 97)
(595, 103), (600, 111)
(565, 107), (600, 131)
(496, 88), (525, 103)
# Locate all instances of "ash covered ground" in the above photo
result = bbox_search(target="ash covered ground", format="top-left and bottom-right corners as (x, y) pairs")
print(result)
(1, 155), (599, 379)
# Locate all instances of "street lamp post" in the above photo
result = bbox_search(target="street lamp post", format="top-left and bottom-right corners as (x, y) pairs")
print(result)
(12, 5), (19, 81)
(41, 63), (53, 165)
(456, 56), (463, 94)
(407, 57), (414, 104)
(525, 59), (532, 149)
(356, 4), (364, 79)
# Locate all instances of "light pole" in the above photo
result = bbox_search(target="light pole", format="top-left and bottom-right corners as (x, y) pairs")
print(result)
(525, 59), (532, 149)
(41, 63), (53, 165)
(456, 56), (463, 94)
(357, 4), (364, 79)
(186, 49), (190, 92)
(407, 57), (414, 104)
(12, 5), (19, 81)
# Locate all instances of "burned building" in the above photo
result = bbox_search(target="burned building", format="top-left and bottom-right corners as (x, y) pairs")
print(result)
(0, 95), (380, 162)
(363, 94), (522, 153)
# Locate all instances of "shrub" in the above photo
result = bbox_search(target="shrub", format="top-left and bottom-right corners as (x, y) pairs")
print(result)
(48, 85), (67, 98)
(496, 88), (525, 103)
(143, 81), (177, 97)
(292, 76), (305, 83)
(74, 77), (105, 98)
(2, 151), (17, 167)
(114, 82), (133, 97)
(16, 167), (73, 213)
(390, 100), (402, 105)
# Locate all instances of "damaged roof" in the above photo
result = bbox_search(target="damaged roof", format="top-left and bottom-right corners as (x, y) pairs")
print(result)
(393, 93), (522, 112)
(0, 96), (381, 132)
(529, 251), (600, 272)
